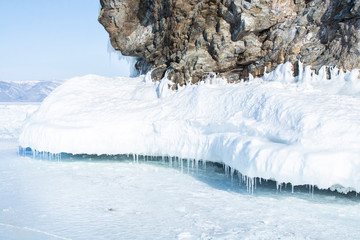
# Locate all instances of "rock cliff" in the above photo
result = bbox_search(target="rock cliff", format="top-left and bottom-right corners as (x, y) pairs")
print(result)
(99, 0), (360, 85)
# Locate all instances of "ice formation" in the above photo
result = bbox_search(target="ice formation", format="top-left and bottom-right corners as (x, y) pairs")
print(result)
(19, 63), (360, 192)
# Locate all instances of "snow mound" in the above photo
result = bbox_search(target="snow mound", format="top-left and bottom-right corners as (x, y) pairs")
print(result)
(0, 80), (62, 102)
(19, 65), (360, 192)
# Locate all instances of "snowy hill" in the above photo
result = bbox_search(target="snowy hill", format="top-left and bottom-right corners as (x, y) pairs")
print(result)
(0, 80), (62, 102)
(19, 65), (360, 193)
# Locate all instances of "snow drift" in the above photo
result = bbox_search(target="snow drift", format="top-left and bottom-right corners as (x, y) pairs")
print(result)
(19, 63), (360, 192)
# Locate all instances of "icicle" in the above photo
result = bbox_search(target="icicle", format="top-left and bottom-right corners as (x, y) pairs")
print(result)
(224, 165), (229, 177)
(249, 177), (252, 194)
(230, 168), (234, 185)
(291, 184), (294, 194)
(246, 176), (249, 192)
(230, 168), (235, 177)
(249, 177), (251, 193)
(311, 185), (314, 198)
(187, 158), (190, 173)
(251, 178), (254, 195)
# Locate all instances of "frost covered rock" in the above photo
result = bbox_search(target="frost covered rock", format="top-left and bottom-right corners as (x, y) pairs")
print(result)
(99, 0), (360, 85)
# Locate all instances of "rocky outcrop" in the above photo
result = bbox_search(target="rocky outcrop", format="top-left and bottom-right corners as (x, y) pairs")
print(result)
(99, 0), (360, 85)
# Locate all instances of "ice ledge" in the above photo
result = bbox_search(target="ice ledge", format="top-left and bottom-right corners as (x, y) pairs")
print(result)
(17, 147), (359, 196)
(19, 64), (360, 193)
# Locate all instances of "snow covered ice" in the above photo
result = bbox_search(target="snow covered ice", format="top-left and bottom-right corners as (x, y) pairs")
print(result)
(19, 63), (360, 193)
(1, 66), (360, 239)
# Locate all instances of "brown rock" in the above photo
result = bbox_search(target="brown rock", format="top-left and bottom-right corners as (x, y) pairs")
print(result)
(99, 0), (360, 84)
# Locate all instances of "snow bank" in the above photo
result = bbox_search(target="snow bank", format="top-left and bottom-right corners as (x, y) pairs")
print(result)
(19, 64), (360, 192)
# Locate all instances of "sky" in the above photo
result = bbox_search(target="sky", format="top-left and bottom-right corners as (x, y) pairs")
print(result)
(0, 0), (133, 81)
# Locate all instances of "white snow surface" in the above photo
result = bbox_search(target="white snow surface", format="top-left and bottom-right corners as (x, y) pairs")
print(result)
(19, 63), (360, 192)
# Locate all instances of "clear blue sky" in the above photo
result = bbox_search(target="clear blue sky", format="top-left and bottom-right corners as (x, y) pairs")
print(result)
(0, 0), (132, 81)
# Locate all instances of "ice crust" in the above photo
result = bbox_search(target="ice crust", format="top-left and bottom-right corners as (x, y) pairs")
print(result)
(19, 63), (360, 192)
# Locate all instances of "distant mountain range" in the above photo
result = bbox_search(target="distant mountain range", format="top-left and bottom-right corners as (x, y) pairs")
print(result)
(0, 80), (62, 102)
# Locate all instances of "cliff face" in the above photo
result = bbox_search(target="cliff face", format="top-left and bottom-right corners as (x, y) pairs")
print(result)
(99, 0), (360, 85)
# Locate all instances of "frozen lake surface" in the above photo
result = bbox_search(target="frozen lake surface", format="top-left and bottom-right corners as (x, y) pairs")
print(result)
(1, 103), (360, 239)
